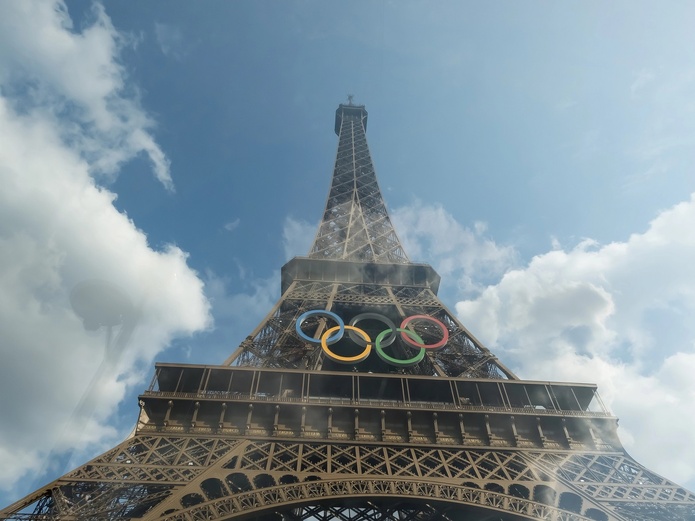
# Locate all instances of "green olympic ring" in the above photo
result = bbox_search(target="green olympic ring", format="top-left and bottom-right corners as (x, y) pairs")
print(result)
(375, 328), (425, 367)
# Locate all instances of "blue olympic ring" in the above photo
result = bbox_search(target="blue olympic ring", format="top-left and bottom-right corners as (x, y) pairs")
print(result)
(295, 310), (344, 345)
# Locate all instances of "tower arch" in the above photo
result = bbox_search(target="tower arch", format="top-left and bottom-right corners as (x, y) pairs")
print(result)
(161, 478), (604, 521)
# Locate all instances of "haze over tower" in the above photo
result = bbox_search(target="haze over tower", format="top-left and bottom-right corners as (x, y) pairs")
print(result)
(309, 103), (408, 263)
(2, 102), (695, 521)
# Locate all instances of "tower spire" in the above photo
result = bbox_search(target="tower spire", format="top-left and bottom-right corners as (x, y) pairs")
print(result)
(309, 103), (409, 263)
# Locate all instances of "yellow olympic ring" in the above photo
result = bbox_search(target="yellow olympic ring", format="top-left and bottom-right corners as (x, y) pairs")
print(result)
(321, 325), (372, 364)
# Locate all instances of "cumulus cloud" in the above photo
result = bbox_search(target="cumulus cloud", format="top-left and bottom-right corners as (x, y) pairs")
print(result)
(392, 201), (517, 295)
(0, 1), (210, 495)
(282, 216), (316, 260)
(456, 193), (695, 488)
(0, 1), (173, 190)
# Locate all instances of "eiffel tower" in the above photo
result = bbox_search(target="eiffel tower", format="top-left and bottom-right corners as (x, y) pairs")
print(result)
(3, 102), (695, 521)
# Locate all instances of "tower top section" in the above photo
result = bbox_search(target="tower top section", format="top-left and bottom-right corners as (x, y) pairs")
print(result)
(224, 101), (515, 377)
(309, 104), (408, 263)
(335, 103), (367, 135)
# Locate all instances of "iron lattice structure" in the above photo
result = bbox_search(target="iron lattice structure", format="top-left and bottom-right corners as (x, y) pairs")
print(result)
(3, 103), (695, 521)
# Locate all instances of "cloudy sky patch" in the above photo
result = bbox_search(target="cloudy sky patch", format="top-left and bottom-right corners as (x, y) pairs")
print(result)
(0, 0), (209, 496)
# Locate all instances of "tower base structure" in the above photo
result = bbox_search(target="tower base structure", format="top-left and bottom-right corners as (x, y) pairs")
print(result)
(4, 363), (695, 521)
(3, 103), (695, 521)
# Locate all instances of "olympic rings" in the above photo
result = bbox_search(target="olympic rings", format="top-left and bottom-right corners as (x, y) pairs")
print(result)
(295, 310), (449, 367)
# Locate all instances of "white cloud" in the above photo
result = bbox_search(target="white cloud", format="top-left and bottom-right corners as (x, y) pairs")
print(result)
(282, 216), (316, 260)
(456, 193), (695, 488)
(0, 1), (173, 190)
(206, 269), (278, 324)
(224, 218), (241, 232)
(154, 22), (186, 60)
(388, 196), (695, 489)
(392, 201), (517, 295)
(0, 1), (210, 495)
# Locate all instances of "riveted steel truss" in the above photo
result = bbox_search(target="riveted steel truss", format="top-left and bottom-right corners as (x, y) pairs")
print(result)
(3, 102), (695, 521)
(224, 274), (516, 378)
(6, 427), (695, 521)
(223, 103), (515, 377)
(309, 105), (408, 264)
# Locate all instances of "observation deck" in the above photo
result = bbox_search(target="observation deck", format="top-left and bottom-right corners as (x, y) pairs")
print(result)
(140, 363), (619, 452)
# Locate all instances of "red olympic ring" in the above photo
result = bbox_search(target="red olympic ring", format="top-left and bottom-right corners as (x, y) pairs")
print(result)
(400, 315), (449, 350)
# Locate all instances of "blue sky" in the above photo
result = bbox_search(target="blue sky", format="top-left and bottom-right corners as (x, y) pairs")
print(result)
(2, 0), (695, 507)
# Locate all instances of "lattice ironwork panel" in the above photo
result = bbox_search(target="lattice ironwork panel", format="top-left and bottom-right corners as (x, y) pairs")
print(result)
(5, 483), (173, 521)
(282, 503), (454, 521)
(309, 106), (408, 264)
(525, 451), (695, 521)
(1, 436), (245, 521)
(529, 452), (695, 502)
(400, 305), (512, 379)
(235, 301), (313, 368)
(613, 503), (695, 521)
(230, 441), (549, 484)
(66, 436), (241, 483)
(233, 282), (516, 377)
